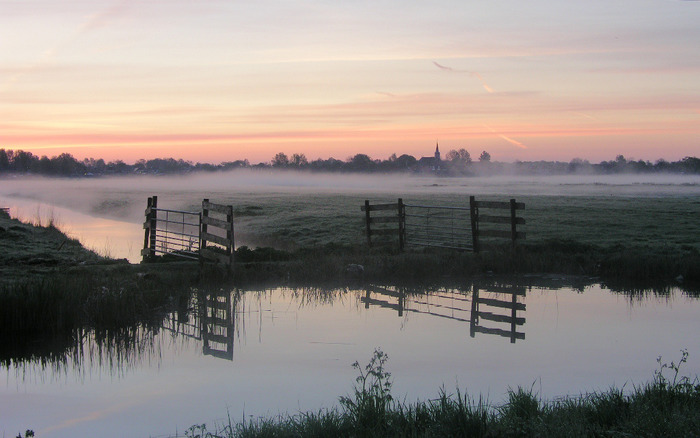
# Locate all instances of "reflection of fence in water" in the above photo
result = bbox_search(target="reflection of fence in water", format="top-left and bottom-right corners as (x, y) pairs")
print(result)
(470, 285), (526, 343)
(160, 290), (237, 360)
(362, 284), (526, 343)
(201, 292), (234, 360)
(404, 204), (473, 251)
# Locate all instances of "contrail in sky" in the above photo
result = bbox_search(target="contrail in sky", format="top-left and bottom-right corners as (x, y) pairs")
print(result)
(484, 125), (528, 149)
(432, 61), (494, 93)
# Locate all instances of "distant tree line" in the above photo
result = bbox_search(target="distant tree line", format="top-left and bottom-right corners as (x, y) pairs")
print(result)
(0, 148), (698, 177)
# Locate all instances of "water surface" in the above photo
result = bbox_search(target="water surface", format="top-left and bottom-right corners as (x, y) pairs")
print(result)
(2, 283), (699, 437)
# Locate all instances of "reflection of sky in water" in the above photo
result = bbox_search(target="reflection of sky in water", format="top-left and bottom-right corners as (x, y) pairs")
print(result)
(0, 195), (143, 262)
(2, 286), (699, 438)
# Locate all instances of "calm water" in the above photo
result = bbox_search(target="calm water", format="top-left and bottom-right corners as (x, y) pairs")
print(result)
(2, 284), (699, 438)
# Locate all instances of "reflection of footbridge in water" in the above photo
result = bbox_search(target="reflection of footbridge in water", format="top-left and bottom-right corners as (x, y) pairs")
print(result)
(362, 284), (526, 343)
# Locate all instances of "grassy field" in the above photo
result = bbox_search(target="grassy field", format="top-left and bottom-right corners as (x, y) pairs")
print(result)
(3, 173), (699, 252)
(2, 174), (699, 288)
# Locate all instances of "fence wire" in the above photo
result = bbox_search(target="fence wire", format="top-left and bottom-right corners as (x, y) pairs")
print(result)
(404, 204), (473, 251)
(152, 208), (201, 260)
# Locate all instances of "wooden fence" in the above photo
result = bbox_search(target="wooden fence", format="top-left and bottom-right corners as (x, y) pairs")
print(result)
(200, 199), (235, 271)
(362, 197), (525, 252)
(361, 199), (405, 250)
(142, 196), (235, 272)
(469, 196), (526, 253)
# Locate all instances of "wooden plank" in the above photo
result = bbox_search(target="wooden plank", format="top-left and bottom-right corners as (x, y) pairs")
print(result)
(368, 286), (404, 299)
(475, 201), (525, 210)
(200, 247), (233, 265)
(369, 216), (400, 224)
(204, 333), (231, 344)
(476, 297), (526, 311)
(202, 215), (230, 229)
(203, 346), (232, 360)
(472, 325), (525, 340)
(202, 201), (232, 215)
(369, 228), (399, 236)
(405, 307), (471, 323)
(202, 315), (229, 325)
(479, 215), (525, 225)
(476, 286), (526, 296)
(361, 203), (398, 212)
(360, 296), (402, 312)
(206, 299), (229, 310)
(478, 229), (526, 239)
(476, 311), (526, 325)
(201, 231), (232, 247)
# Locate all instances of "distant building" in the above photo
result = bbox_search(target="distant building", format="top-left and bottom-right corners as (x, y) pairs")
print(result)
(416, 143), (442, 173)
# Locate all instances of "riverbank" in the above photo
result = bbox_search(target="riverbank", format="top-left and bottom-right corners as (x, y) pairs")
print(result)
(2, 207), (698, 294)
(2, 208), (697, 339)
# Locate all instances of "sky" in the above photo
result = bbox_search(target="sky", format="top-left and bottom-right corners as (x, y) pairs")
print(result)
(1, 0), (699, 164)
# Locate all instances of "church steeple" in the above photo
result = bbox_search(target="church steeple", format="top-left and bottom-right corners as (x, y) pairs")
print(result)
(434, 142), (440, 161)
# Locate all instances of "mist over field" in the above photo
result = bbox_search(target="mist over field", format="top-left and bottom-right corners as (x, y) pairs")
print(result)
(2, 170), (699, 260)
(2, 170), (699, 220)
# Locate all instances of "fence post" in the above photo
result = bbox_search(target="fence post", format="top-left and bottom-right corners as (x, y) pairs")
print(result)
(142, 196), (153, 262)
(470, 285), (479, 337)
(398, 198), (405, 252)
(469, 196), (479, 253)
(510, 198), (517, 249)
(365, 200), (372, 247)
(226, 205), (235, 270)
(201, 199), (209, 265)
(149, 195), (158, 256)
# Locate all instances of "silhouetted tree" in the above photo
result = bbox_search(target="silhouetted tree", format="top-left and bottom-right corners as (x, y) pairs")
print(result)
(446, 148), (471, 163)
(479, 151), (491, 162)
(347, 154), (375, 172)
(291, 153), (308, 167)
(0, 149), (9, 171)
(272, 152), (289, 168)
(394, 154), (417, 170)
(11, 150), (38, 172)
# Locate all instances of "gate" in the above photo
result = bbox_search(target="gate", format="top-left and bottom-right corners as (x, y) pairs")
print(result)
(142, 196), (235, 271)
(142, 196), (201, 261)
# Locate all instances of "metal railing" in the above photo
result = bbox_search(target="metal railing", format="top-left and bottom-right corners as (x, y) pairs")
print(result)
(142, 196), (201, 261)
(151, 207), (201, 260)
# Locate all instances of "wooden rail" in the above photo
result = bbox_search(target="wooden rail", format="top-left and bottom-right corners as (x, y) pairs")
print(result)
(363, 197), (525, 253)
(469, 196), (525, 253)
(200, 199), (235, 272)
(469, 285), (526, 343)
(361, 199), (405, 250)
